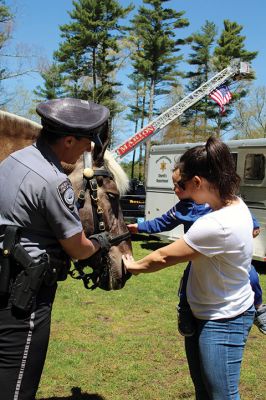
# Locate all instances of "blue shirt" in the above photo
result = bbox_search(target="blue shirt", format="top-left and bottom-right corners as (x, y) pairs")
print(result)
(138, 200), (212, 234)
(138, 200), (260, 234)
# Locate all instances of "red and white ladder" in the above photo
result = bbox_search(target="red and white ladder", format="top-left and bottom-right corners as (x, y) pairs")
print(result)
(112, 60), (250, 159)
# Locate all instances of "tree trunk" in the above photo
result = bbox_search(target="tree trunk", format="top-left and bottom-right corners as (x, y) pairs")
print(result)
(138, 145), (143, 181)
(131, 118), (139, 179)
(92, 48), (96, 102)
(131, 149), (136, 179)
(144, 78), (155, 183)
(131, 86), (141, 179)
(139, 82), (147, 182)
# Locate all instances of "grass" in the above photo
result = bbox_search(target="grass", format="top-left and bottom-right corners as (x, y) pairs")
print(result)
(37, 235), (266, 400)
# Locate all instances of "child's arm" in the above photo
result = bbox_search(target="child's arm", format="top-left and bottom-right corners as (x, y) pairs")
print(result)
(136, 201), (193, 234)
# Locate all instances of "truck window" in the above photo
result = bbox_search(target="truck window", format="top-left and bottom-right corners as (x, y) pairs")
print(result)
(244, 153), (265, 180)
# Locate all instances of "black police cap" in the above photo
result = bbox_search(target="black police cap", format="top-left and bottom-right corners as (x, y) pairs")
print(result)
(36, 98), (110, 141)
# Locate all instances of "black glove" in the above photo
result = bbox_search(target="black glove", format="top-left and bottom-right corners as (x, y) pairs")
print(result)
(89, 232), (111, 252)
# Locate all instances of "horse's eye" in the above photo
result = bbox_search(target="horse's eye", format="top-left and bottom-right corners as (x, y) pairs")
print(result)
(107, 192), (119, 200)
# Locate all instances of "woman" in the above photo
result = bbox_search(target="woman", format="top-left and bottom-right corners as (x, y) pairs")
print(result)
(123, 136), (255, 400)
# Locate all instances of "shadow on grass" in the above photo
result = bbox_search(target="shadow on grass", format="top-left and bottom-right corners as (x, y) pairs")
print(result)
(130, 233), (168, 251)
(140, 241), (167, 251)
(39, 386), (106, 400)
(130, 233), (161, 242)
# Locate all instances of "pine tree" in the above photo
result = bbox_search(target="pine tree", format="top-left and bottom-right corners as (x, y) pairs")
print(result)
(33, 63), (66, 100)
(129, 0), (189, 177)
(211, 20), (258, 136)
(0, 0), (12, 50)
(182, 21), (217, 139)
(54, 0), (133, 117)
(131, 0), (189, 117)
(126, 69), (149, 180)
(214, 20), (257, 70)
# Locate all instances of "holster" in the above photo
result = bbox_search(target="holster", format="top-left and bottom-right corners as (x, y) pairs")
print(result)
(0, 226), (19, 295)
(10, 246), (49, 312)
(44, 254), (71, 286)
(0, 254), (11, 296)
(0, 225), (71, 311)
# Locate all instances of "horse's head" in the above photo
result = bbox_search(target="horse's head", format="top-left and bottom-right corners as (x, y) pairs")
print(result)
(66, 141), (133, 291)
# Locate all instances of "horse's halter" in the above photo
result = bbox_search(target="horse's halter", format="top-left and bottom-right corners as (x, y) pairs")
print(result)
(77, 151), (130, 244)
(70, 151), (131, 290)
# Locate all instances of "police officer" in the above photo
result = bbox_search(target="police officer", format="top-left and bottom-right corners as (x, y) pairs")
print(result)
(0, 98), (112, 400)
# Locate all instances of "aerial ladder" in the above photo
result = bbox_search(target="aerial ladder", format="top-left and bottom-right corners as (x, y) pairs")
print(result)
(112, 59), (250, 159)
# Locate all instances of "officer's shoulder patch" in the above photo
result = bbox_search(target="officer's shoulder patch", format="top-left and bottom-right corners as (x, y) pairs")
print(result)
(57, 179), (75, 212)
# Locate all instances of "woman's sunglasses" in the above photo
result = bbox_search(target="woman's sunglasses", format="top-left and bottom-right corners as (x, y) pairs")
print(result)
(173, 179), (187, 191)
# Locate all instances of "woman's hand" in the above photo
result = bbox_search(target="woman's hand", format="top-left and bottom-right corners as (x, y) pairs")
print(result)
(127, 223), (139, 234)
(122, 254), (141, 275)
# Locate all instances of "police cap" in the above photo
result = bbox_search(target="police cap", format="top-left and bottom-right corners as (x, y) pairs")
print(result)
(36, 98), (110, 142)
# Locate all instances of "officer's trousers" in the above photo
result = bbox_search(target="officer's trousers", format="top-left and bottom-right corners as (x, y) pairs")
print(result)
(0, 284), (57, 400)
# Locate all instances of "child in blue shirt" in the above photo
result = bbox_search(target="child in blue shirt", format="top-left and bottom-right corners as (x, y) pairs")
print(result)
(128, 166), (266, 335)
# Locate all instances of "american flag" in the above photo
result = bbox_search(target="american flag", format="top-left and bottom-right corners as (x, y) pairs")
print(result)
(209, 84), (232, 114)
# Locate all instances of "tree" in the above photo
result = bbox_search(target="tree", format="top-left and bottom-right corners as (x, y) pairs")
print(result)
(232, 85), (266, 138)
(129, 0), (189, 178)
(211, 19), (258, 136)
(34, 63), (66, 100)
(126, 72), (145, 179)
(175, 19), (258, 140)
(182, 20), (217, 139)
(0, 0), (13, 104)
(0, 1), (45, 108)
(214, 20), (257, 70)
(0, 0), (12, 48)
(54, 0), (133, 116)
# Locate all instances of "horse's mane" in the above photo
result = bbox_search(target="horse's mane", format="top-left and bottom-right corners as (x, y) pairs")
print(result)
(103, 150), (129, 195)
(0, 109), (129, 195)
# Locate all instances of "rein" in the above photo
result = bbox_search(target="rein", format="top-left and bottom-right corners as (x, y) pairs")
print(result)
(70, 151), (131, 290)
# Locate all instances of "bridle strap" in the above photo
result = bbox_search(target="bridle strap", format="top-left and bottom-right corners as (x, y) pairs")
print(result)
(92, 170), (112, 177)
(109, 231), (131, 245)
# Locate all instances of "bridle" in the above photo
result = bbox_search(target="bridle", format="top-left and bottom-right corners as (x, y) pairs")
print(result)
(77, 151), (131, 243)
(69, 151), (131, 289)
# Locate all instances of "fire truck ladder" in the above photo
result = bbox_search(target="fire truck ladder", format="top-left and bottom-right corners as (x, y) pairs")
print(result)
(112, 59), (250, 159)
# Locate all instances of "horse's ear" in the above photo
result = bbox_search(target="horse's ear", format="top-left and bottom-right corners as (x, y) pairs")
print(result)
(92, 123), (110, 167)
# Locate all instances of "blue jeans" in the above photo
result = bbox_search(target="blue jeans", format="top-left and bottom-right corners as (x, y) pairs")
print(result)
(185, 305), (255, 400)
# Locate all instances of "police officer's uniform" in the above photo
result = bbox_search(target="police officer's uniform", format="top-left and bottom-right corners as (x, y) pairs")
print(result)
(0, 98), (110, 400)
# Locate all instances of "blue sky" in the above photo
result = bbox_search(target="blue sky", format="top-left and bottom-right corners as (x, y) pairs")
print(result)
(5, 0), (266, 92)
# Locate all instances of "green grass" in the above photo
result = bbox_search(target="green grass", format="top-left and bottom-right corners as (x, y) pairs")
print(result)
(37, 235), (266, 400)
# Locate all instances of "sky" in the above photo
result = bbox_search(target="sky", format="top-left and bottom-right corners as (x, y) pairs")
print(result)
(5, 0), (266, 86)
(3, 0), (266, 145)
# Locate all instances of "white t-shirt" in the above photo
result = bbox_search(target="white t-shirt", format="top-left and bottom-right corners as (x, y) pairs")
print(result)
(183, 198), (254, 320)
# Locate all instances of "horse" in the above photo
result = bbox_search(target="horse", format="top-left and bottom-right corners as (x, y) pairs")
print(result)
(0, 110), (132, 291)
